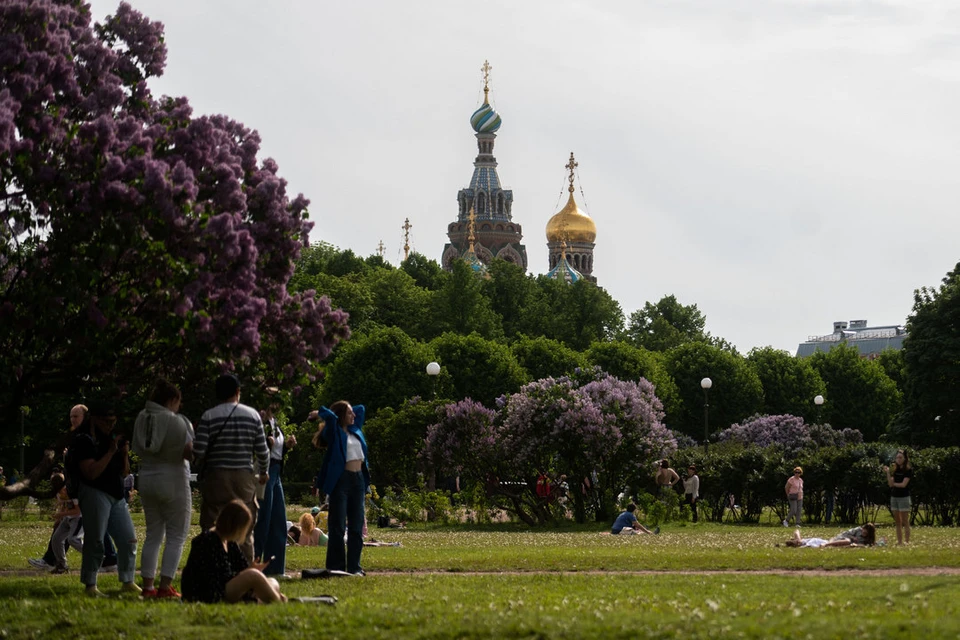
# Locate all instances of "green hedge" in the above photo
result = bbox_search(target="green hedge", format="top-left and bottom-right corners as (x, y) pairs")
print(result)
(670, 444), (960, 525)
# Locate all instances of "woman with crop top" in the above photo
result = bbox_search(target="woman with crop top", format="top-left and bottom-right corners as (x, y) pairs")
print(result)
(309, 401), (370, 575)
(883, 450), (912, 545)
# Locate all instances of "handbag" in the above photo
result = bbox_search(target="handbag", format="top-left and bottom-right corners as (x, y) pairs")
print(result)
(193, 403), (239, 481)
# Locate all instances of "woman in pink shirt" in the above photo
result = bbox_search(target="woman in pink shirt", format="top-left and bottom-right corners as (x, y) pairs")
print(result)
(783, 466), (804, 527)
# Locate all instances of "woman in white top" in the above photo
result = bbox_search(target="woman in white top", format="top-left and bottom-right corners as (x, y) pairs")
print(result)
(683, 465), (700, 523)
(132, 379), (194, 598)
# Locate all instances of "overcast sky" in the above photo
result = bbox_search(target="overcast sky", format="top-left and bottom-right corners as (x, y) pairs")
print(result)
(88, 0), (960, 354)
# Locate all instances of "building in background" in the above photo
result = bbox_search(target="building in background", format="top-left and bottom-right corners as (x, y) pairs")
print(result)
(545, 152), (597, 283)
(796, 319), (907, 358)
(442, 61), (527, 271)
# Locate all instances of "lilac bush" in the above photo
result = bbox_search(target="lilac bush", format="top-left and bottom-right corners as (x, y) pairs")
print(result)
(0, 1), (349, 428)
(718, 414), (812, 451)
(424, 368), (676, 524)
(718, 414), (864, 453)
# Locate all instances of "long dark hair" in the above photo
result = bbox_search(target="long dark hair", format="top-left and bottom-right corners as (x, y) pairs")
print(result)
(893, 449), (912, 472)
(329, 400), (352, 427)
(861, 523), (877, 545)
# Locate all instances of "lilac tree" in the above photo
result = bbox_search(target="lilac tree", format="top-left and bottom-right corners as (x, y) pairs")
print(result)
(717, 414), (863, 453)
(425, 369), (676, 524)
(0, 1), (348, 496)
(717, 414), (813, 451)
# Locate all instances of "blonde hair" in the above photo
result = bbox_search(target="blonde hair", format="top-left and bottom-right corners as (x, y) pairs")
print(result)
(299, 512), (316, 535)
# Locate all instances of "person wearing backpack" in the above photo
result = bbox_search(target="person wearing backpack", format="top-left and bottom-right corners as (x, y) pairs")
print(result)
(72, 401), (140, 597)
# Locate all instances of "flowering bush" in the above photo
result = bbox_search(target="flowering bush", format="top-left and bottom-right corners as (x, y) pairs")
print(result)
(425, 369), (676, 525)
(718, 414), (812, 452)
(717, 414), (863, 453)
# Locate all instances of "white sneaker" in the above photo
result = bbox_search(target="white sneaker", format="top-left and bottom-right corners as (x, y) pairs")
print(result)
(28, 558), (53, 571)
(98, 561), (118, 573)
(782, 519), (789, 527)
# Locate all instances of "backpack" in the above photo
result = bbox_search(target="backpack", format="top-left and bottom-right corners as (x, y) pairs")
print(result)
(63, 432), (93, 499)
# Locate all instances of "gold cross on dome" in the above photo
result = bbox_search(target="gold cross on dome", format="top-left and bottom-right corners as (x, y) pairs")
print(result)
(481, 60), (492, 90)
(565, 152), (578, 192)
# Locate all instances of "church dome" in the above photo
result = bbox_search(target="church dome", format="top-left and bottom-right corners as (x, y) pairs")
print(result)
(470, 102), (501, 134)
(546, 192), (596, 244)
(547, 253), (583, 283)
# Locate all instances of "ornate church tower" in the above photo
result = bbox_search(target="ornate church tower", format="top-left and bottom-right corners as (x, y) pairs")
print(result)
(546, 153), (597, 282)
(442, 61), (527, 271)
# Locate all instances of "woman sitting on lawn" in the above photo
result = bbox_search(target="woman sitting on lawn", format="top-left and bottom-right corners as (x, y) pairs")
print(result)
(782, 523), (876, 548)
(180, 500), (286, 604)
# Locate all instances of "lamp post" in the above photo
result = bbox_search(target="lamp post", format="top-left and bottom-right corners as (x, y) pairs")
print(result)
(814, 394), (824, 425)
(700, 377), (712, 453)
(426, 361), (440, 399)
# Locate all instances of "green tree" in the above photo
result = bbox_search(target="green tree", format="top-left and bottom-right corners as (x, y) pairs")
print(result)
(401, 252), (444, 291)
(363, 399), (447, 489)
(317, 327), (435, 416)
(626, 295), (707, 352)
(875, 349), (906, 392)
(898, 262), (960, 445)
(585, 341), (681, 420)
(747, 347), (826, 422)
(663, 342), (764, 441)
(427, 260), (503, 340)
(482, 259), (540, 339)
(528, 277), (624, 351)
(429, 333), (528, 406)
(809, 343), (902, 441)
(361, 268), (431, 340)
(510, 335), (586, 382)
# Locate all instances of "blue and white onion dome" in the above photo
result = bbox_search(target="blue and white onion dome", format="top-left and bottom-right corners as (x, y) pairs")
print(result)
(470, 102), (502, 133)
(547, 256), (582, 283)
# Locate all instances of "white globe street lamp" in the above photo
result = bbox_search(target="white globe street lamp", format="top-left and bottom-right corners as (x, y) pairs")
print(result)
(700, 377), (712, 452)
(426, 362), (441, 398)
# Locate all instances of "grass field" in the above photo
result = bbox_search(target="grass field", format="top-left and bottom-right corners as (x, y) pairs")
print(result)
(1, 508), (958, 639)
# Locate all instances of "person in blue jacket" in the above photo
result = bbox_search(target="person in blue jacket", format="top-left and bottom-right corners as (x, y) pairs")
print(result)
(309, 401), (369, 575)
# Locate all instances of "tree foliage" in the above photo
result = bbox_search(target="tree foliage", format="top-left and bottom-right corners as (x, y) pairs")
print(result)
(626, 295), (708, 352)
(808, 344), (901, 441)
(663, 342), (764, 441)
(747, 347), (825, 421)
(717, 414), (861, 454)
(0, 1), (348, 489)
(898, 262), (960, 445)
(424, 370), (676, 525)
(317, 327), (434, 415)
(510, 335), (586, 382)
(585, 341), (681, 420)
(429, 332), (527, 407)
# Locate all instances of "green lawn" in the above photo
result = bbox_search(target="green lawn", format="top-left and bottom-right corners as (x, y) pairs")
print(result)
(1, 511), (958, 639)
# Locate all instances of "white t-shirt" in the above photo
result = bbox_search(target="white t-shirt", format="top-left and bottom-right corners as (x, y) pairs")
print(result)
(346, 432), (364, 462)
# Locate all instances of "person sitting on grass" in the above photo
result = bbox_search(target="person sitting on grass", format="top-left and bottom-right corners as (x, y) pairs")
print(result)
(180, 500), (286, 604)
(782, 523), (877, 548)
(297, 512), (329, 547)
(610, 503), (659, 535)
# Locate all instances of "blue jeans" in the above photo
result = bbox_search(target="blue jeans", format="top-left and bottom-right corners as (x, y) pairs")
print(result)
(77, 484), (137, 586)
(253, 461), (287, 575)
(325, 471), (365, 573)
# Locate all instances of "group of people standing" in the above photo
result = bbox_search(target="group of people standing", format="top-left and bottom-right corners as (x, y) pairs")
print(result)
(34, 373), (371, 601)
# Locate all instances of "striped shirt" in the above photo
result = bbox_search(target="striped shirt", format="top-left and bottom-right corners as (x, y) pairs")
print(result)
(194, 402), (269, 473)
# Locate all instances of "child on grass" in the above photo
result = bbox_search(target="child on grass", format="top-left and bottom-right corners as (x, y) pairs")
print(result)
(180, 500), (286, 604)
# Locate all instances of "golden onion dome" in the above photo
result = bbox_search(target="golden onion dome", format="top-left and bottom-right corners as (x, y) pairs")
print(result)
(546, 192), (596, 244)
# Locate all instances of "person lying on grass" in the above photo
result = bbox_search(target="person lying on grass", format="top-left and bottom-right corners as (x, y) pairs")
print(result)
(180, 500), (287, 604)
(781, 523), (877, 548)
(609, 503), (659, 535)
